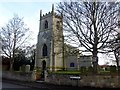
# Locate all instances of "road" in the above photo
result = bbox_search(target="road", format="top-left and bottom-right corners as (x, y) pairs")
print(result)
(1, 80), (83, 90)
(2, 79), (100, 90)
(2, 82), (28, 88)
(1, 81), (48, 90)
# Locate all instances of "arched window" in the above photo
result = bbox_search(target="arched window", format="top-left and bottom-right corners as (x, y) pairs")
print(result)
(56, 21), (60, 30)
(42, 44), (47, 56)
(70, 62), (75, 67)
(45, 20), (48, 29)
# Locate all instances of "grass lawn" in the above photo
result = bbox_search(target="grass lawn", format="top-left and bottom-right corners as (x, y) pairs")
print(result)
(50, 70), (120, 75)
(50, 70), (81, 75)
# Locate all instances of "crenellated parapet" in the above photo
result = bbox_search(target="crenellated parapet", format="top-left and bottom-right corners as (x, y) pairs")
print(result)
(40, 11), (62, 19)
(54, 13), (62, 19)
(40, 4), (62, 19)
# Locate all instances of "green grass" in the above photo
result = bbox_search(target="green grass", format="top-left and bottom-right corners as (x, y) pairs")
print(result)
(50, 70), (81, 75)
(99, 71), (110, 75)
(49, 69), (119, 75)
(50, 70), (116, 75)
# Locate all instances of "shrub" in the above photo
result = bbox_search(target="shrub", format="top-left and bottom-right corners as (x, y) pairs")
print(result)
(118, 66), (120, 72)
(80, 67), (87, 74)
(88, 66), (94, 72)
(35, 67), (41, 80)
(109, 66), (116, 73)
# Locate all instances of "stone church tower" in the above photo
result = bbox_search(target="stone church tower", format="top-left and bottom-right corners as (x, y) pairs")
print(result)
(36, 5), (64, 72)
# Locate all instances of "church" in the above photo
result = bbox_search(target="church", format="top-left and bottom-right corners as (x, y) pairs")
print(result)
(35, 5), (92, 72)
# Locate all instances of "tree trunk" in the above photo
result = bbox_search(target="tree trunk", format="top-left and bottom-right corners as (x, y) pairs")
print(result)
(92, 2), (98, 74)
(114, 50), (119, 71)
(10, 61), (13, 71)
(92, 49), (98, 74)
(9, 58), (13, 71)
(10, 30), (17, 71)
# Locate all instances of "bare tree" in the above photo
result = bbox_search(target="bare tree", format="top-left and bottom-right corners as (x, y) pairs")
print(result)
(1, 14), (31, 70)
(113, 34), (120, 71)
(107, 31), (120, 71)
(103, 6), (120, 71)
(57, 0), (120, 73)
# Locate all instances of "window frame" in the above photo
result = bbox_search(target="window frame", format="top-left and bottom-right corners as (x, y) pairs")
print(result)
(70, 62), (75, 67)
(44, 20), (48, 29)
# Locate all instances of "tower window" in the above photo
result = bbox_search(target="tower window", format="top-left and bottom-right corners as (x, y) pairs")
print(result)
(42, 44), (47, 56)
(56, 21), (60, 30)
(45, 20), (48, 29)
(70, 62), (75, 67)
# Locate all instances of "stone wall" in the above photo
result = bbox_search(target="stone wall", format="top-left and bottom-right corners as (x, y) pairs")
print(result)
(45, 74), (120, 88)
(2, 71), (36, 82)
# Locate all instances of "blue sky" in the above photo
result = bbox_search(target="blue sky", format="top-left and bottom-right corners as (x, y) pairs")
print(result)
(0, 0), (119, 44)
(0, 1), (60, 45)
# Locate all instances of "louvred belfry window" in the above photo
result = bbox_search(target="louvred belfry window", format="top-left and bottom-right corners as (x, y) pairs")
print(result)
(45, 20), (48, 29)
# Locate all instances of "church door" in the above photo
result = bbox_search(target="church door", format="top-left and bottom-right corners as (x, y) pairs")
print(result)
(41, 60), (46, 80)
(42, 60), (46, 71)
